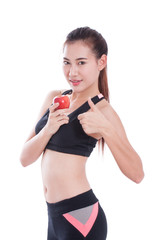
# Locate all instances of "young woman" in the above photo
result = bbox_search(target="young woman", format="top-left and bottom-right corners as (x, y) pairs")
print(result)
(20, 27), (144, 240)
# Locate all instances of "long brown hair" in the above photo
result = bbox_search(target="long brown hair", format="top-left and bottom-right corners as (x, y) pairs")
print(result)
(63, 27), (110, 156)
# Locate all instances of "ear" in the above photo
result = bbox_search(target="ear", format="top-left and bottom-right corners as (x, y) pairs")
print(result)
(98, 54), (107, 71)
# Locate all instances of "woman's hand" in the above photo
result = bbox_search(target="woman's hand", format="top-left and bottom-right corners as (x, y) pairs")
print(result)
(45, 102), (69, 136)
(77, 97), (112, 136)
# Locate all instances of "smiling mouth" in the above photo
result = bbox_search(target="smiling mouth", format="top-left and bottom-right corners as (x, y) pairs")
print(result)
(70, 80), (82, 83)
(69, 80), (82, 86)
(70, 80), (82, 82)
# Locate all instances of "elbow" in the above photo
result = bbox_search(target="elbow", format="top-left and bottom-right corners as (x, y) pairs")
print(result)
(131, 156), (145, 184)
(20, 154), (29, 167)
(21, 161), (28, 167)
(20, 158), (28, 167)
(134, 170), (145, 184)
(125, 165), (145, 184)
(20, 153), (38, 167)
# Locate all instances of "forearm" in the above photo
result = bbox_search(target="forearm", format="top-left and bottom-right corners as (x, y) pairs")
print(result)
(101, 125), (144, 183)
(20, 127), (52, 167)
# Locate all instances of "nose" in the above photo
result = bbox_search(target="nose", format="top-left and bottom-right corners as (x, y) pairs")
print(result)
(69, 64), (78, 77)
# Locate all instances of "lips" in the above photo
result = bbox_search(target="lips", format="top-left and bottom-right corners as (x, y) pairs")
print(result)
(69, 79), (82, 86)
(70, 79), (82, 82)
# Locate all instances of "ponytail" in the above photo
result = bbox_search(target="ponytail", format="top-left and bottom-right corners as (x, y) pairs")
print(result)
(98, 67), (110, 156)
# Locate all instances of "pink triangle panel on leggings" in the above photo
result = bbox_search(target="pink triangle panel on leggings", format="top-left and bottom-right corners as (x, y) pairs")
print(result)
(63, 201), (99, 237)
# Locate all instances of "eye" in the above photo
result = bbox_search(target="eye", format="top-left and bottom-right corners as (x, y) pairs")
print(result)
(63, 61), (70, 65)
(78, 61), (86, 65)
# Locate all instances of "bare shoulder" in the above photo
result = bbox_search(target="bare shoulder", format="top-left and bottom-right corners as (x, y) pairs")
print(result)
(101, 100), (118, 119)
(101, 99), (128, 140)
(45, 88), (68, 103)
(39, 90), (61, 114)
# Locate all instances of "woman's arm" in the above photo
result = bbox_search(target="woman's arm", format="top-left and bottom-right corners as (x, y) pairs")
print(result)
(20, 89), (68, 167)
(78, 98), (144, 183)
(20, 125), (53, 167)
(101, 102), (144, 183)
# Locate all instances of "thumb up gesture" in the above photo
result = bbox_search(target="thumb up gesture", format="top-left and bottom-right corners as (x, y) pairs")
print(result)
(77, 97), (111, 136)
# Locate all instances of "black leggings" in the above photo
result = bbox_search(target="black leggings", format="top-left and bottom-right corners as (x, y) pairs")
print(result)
(46, 189), (107, 240)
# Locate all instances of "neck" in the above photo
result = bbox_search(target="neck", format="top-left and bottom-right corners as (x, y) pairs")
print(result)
(70, 83), (100, 103)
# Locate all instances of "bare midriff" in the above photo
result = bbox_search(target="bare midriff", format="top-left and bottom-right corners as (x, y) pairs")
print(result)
(41, 149), (91, 203)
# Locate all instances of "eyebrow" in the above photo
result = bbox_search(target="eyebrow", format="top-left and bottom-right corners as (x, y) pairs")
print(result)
(63, 57), (88, 61)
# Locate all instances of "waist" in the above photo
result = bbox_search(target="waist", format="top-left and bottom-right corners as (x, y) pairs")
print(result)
(41, 149), (90, 203)
(43, 174), (91, 203)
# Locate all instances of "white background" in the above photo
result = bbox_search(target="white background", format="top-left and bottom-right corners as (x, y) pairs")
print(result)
(0, 0), (160, 239)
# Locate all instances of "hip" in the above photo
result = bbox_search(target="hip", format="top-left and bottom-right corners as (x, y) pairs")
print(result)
(46, 189), (108, 239)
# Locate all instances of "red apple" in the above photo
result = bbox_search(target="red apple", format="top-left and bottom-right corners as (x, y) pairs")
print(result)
(53, 95), (70, 110)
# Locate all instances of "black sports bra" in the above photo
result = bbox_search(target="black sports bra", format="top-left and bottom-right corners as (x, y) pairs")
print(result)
(35, 89), (105, 157)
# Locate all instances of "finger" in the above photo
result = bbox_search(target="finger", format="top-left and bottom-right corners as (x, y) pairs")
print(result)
(59, 119), (69, 126)
(49, 103), (70, 114)
(57, 115), (69, 122)
(54, 108), (69, 117)
(88, 97), (97, 112)
(78, 117), (86, 125)
(77, 113), (85, 120)
(49, 103), (59, 113)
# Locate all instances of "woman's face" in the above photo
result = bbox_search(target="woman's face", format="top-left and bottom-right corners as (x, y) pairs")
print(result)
(62, 41), (101, 92)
